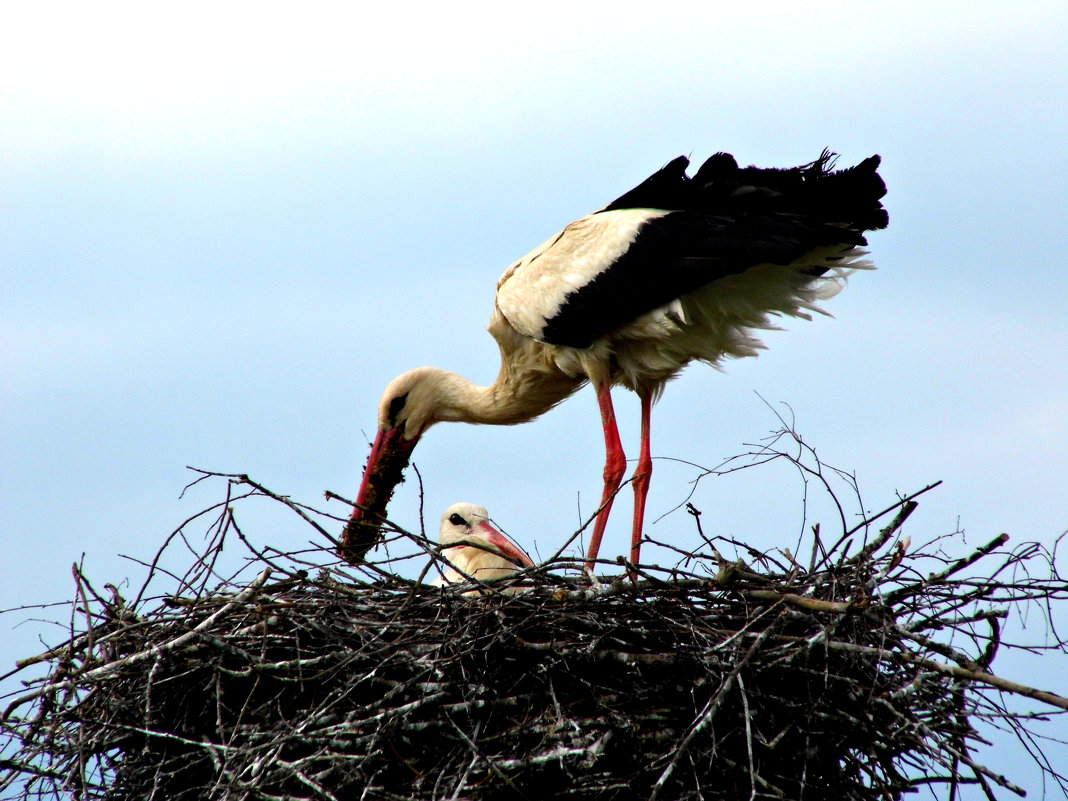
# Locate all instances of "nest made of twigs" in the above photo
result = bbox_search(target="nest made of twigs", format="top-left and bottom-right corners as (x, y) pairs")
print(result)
(3, 468), (1067, 801)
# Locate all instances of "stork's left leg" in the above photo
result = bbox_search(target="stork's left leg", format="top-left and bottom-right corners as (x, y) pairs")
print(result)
(630, 389), (654, 565)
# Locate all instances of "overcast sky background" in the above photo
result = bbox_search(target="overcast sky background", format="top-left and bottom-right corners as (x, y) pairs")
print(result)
(3, 3), (1067, 796)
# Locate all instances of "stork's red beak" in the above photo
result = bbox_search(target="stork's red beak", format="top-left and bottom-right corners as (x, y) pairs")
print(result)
(478, 521), (534, 567)
(339, 426), (419, 564)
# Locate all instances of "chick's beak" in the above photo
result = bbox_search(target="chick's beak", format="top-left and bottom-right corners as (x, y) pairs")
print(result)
(478, 521), (534, 567)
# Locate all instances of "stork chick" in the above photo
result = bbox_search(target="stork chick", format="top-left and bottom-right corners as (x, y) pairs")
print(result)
(431, 502), (534, 589)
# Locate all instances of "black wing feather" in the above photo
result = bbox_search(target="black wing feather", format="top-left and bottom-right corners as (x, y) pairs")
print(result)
(539, 152), (887, 349)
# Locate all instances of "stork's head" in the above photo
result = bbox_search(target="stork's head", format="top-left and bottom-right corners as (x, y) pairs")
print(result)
(339, 367), (447, 563)
(438, 502), (534, 568)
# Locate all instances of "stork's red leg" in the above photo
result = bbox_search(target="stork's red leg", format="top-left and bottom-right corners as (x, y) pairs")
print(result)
(585, 381), (626, 569)
(630, 389), (654, 566)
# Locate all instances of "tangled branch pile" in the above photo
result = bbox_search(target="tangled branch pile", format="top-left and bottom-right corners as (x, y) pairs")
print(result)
(2, 473), (1066, 801)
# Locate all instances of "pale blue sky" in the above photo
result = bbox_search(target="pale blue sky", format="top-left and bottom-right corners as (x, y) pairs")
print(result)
(3, 3), (1067, 796)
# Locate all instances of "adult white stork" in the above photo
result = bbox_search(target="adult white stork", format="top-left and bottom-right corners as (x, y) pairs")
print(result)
(339, 150), (887, 567)
(431, 502), (534, 588)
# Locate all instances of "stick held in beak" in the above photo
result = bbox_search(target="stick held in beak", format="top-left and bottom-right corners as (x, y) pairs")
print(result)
(339, 426), (418, 564)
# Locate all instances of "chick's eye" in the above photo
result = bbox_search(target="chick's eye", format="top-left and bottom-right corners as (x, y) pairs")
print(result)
(448, 513), (467, 527)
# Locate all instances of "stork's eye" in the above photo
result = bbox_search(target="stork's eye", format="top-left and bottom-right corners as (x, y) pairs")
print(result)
(387, 393), (409, 427)
(448, 513), (468, 527)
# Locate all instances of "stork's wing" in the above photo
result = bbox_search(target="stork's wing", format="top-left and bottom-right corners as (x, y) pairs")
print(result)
(497, 152), (887, 350)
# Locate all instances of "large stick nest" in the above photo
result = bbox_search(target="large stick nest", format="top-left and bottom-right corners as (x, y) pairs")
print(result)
(3, 458), (1067, 800)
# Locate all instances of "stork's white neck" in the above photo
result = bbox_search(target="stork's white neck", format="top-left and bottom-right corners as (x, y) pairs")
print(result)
(433, 369), (575, 426)
(391, 356), (583, 436)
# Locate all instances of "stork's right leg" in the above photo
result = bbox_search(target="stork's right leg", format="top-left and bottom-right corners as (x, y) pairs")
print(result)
(585, 381), (626, 570)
